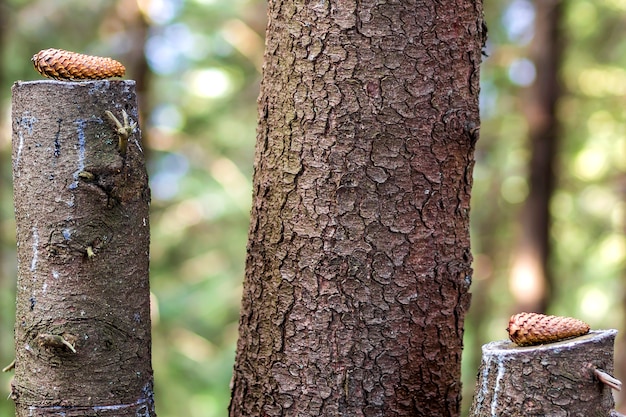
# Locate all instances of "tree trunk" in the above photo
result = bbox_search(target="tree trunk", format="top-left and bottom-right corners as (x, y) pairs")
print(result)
(509, 0), (563, 313)
(230, 1), (484, 416)
(10, 80), (155, 417)
(469, 330), (618, 417)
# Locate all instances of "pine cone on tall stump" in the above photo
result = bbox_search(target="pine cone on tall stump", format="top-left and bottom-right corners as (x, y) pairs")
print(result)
(31, 48), (125, 81)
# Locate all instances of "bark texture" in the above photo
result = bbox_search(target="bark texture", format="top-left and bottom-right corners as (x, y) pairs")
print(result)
(11, 80), (154, 417)
(469, 330), (618, 417)
(230, 1), (484, 416)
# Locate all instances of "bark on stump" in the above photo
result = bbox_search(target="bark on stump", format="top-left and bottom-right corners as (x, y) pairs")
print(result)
(469, 329), (618, 417)
(10, 80), (155, 417)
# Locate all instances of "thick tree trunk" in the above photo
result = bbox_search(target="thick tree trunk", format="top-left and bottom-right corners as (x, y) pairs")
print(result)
(230, 1), (484, 416)
(11, 80), (155, 417)
(469, 330), (618, 417)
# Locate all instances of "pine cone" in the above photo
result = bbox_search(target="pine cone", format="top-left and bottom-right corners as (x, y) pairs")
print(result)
(507, 312), (590, 346)
(32, 48), (125, 81)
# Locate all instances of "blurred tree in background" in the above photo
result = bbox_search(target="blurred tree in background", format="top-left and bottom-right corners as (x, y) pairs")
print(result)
(1, 0), (626, 416)
(466, 0), (626, 414)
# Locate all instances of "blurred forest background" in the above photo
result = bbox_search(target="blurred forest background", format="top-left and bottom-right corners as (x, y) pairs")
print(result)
(0, 0), (625, 416)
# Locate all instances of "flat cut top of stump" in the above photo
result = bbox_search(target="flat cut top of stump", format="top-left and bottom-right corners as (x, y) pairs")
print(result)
(483, 329), (617, 355)
(470, 330), (618, 417)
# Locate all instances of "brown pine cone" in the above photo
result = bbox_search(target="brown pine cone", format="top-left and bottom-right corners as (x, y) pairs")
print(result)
(32, 48), (125, 81)
(507, 312), (590, 346)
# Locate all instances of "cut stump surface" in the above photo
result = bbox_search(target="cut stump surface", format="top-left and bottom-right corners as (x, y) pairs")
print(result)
(469, 329), (617, 417)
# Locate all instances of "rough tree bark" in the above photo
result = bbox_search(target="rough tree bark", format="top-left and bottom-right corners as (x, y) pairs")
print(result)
(230, 1), (484, 416)
(469, 330), (619, 417)
(11, 80), (155, 417)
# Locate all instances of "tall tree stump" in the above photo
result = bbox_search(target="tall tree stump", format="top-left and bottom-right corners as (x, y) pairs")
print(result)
(11, 80), (155, 416)
(469, 329), (618, 417)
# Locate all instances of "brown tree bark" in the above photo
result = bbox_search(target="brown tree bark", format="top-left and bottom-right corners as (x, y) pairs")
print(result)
(230, 1), (484, 416)
(469, 330), (618, 417)
(11, 80), (155, 417)
(509, 0), (563, 313)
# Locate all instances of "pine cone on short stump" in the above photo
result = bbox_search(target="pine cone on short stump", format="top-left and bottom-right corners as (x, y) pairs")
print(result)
(507, 312), (590, 346)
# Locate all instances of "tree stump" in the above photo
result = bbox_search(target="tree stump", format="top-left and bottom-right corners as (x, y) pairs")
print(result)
(469, 329), (618, 417)
(11, 80), (155, 416)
